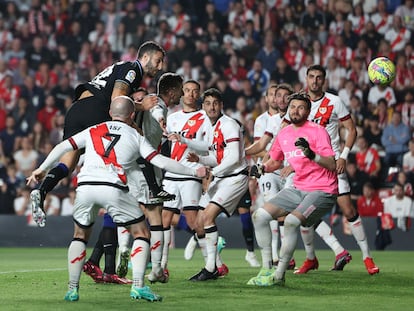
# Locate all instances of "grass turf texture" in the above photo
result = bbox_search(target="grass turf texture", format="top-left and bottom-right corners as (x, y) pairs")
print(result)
(0, 248), (413, 311)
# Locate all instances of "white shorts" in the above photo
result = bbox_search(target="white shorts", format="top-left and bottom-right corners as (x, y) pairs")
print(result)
(128, 169), (160, 205)
(199, 173), (249, 216)
(162, 178), (202, 212)
(73, 185), (144, 227)
(258, 171), (284, 202)
(338, 172), (351, 194)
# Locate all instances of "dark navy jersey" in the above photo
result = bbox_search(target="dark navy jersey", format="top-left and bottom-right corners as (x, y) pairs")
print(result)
(75, 60), (144, 104)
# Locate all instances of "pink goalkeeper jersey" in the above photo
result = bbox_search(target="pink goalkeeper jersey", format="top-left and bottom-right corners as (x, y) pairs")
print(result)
(269, 120), (338, 194)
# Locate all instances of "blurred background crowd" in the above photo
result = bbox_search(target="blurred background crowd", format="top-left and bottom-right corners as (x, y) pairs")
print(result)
(0, 0), (414, 221)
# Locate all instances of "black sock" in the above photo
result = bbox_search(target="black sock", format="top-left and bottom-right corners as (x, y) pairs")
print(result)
(137, 157), (161, 195)
(39, 163), (69, 195)
(89, 230), (104, 266)
(102, 227), (118, 275)
(243, 228), (255, 252)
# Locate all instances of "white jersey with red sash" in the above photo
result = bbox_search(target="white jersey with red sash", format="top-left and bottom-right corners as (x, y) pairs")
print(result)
(165, 109), (206, 179)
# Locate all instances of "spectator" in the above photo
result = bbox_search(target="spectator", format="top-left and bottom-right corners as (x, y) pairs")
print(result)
(3, 2), (25, 33)
(255, 29), (281, 74)
(357, 182), (384, 217)
(223, 53), (247, 92)
(3, 38), (25, 70)
(364, 114), (384, 151)
(88, 20), (106, 52)
(402, 139), (414, 183)
(338, 79), (363, 109)
(396, 171), (414, 198)
(13, 136), (38, 179)
(238, 78), (260, 112)
(36, 94), (59, 133)
(0, 74), (20, 113)
(19, 75), (45, 112)
(49, 114), (65, 146)
(361, 21), (384, 53)
(341, 20), (360, 50)
(223, 25), (247, 51)
(394, 0), (414, 31)
(0, 115), (21, 158)
(25, 35), (52, 71)
(299, 0), (327, 43)
(367, 84), (397, 110)
(167, 2), (190, 36)
(50, 75), (75, 114)
(384, 15), (411, 53)
(247, 59), (270, 95)
(228, 0), (254, 32)
(61, 20), (84, 62)
(355, 135), (382, 186)
(283, 36), (305, 72)
(215, 77), (239, 111)
(270, 57), (298, 85)
(34, 62), (58, 93)
(26, 0), (49, 36)
(204, 20), (224, 57)
(324, 34), (353, 68)
(121, 1), (141, 35)
(144, 2), (166, 38)
(381, 110), (410, 168)
(12, 97), (36, 137)
(348, 95), (369, 128)
(167, 35), (193, 72)
(109, 22), (132, 59)
(199, 53), (220, 89)
(347, 56), (370, 93)
(200, 0), (224, 30)
(154, 20), (176, 52)
(346, 161), (371, 207)
(370, 0), (392, 36)
(326, 56), (346, 93)
(176, 59), (200, 83)
(280, 6), (299, 40)
(72, 2), (97, 42)
(100, 0), (122, 40)
(347, 2), (369, 36)
(392, 53), (414, 93)
(383, 182), (414, 231)
(44, 192), (60, 216)
(14, 186), (32, 216)
(60, 187), (76, 216)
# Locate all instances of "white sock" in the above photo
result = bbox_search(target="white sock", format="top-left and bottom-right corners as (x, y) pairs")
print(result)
(131, 238), (149, 288)
(205, 228), (218, 272)
(253, 208), (273, 269)
(161, 227), (171, 270)
(349, 216), (370, 259)
(150, 227), (164, 272)
(270, 220), (279, 262)
(197, 235), (208, 261)
(117, 226), (131, 268)
(300, 225), (316, 260)
(68, 240), (86, 290)
(276, 214), (301, 280)
(315, 220), (344, 256)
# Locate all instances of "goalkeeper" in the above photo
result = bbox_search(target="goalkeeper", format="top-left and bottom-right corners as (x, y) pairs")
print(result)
(248, 92), (338, 286)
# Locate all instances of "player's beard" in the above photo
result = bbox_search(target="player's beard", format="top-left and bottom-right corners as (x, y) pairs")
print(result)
(290, 113), (306, 125)
(145, 60), (159, 77)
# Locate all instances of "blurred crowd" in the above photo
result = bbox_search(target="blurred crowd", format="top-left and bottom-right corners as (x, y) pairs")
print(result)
(1, 0), (414, 218)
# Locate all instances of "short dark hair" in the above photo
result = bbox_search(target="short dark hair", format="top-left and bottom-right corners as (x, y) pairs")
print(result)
(275, 83), (294, 95)
(202, 88), (223, 103)
(287, 91), (312, 110)
(306, 64), (326, 78)
(137, 41), (165, 58)
(183, 79), (201, 90)
(157, 72), (183, 96)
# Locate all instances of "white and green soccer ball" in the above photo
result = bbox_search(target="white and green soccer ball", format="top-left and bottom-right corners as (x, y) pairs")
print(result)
(367, 56), (396, 85)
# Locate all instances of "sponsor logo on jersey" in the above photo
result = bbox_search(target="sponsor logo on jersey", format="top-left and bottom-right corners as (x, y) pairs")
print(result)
(125, 70), (136, 83)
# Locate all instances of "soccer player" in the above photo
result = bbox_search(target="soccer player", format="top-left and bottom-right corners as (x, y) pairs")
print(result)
(134, 72), (184, 284)
(26, 96), (207, 302)
(245, 83), (294, 268)
(177, 88), (250, 281)
(294, 65), (379, 275)
(30, 41), (165, 228)
(249, 91), (338, 286)
(160, 79), (206, 276)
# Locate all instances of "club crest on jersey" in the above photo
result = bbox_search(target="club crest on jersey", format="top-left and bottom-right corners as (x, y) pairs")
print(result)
(214, 131), (219, 137)
(188, 120), (195, 127)
(125, 70), (136, 83)
(319, 107), (327, 114)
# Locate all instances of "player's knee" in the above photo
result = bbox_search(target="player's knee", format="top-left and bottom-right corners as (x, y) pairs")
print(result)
(252, 208), (272, 227)
(284, 213), (302, 229)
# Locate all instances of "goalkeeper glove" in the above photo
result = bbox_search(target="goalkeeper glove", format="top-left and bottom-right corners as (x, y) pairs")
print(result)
(294, 137), (316, 160)
(250, 164), (265, 178)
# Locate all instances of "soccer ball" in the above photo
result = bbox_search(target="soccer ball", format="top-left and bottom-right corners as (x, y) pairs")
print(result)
(367, 57), (396, 85)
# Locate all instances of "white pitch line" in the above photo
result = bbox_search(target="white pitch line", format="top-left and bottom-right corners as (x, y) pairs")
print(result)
(0, 268), (66, 274)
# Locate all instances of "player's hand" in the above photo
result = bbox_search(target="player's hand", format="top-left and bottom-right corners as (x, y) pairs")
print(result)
(336, 158), (345, 174)
(295, 137), (315, 160)
(26, 168), (46, 185)
(168, 132), (181, 142)
(187, 152), (199, 163)
(139, 94), (158, 111)
(250, 164), (264, 178)
(280, 165), (294, 178)
(195, 166), (207, 178)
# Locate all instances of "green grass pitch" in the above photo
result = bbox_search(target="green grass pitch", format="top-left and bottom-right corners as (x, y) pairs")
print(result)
(0, 248), (413, 311)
